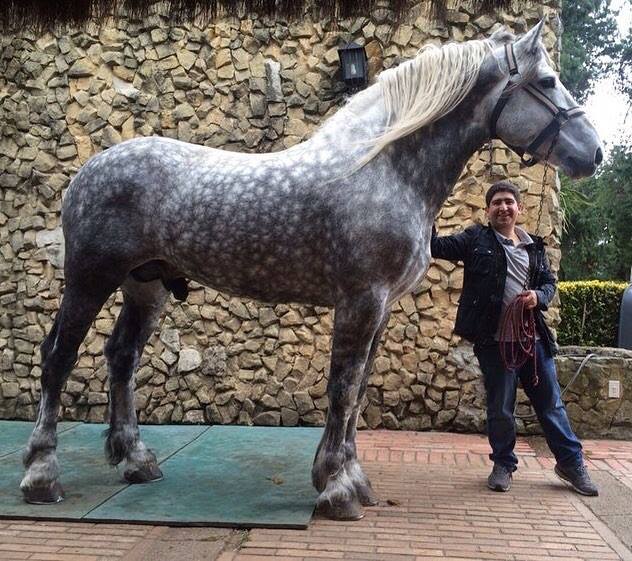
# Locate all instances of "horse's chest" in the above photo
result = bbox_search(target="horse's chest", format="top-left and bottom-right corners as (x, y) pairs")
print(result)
(391, 244), (431, 300)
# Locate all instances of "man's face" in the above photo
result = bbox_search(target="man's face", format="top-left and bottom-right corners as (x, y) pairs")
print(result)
(485, 191), (522, 231)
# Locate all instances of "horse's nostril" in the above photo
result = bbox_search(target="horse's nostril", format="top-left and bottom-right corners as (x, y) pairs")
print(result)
(595, 147), (603, 166)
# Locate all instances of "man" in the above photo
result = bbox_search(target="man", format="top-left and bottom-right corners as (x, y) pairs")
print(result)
(431, 180), (598, 496)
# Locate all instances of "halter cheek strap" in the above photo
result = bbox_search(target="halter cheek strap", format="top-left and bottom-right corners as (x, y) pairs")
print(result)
(489, 43), (585, 167)
(505, 43), (519, 77)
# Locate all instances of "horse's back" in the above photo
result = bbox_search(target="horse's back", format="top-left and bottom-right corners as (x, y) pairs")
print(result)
(62, 136), (289, 230)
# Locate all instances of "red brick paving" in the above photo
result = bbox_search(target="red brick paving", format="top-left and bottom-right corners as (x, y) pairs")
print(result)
(2, 431), (632, 561)
(0, 521), (151, 560)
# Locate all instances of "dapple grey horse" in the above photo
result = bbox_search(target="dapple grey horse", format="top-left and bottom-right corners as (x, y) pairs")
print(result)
(22, 21), (602, 520)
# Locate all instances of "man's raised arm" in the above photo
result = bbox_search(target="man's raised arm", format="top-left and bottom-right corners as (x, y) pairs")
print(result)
(430, 225), (479, 262)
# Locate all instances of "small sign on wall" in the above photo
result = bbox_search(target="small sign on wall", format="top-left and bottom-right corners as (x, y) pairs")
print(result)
(609, 380), (621, 399)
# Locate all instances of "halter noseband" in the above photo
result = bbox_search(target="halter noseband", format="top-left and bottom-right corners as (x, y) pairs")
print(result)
(489, 43), (585, 167)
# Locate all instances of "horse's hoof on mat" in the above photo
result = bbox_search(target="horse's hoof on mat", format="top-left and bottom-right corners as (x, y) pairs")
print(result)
(124, 463), (163, 484)
(22, 481), (64, 505)
(356, 485), (379, 507)
(316, 499), (365, 521)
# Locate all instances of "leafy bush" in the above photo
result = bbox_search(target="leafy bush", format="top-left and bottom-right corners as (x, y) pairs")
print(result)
(558, 281), (628, 346)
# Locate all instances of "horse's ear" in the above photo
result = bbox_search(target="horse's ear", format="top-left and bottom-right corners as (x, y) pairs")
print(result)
(515, 19), (545, 57)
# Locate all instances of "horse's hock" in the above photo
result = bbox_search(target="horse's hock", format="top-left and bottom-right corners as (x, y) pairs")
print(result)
(1, 1), (607, 435)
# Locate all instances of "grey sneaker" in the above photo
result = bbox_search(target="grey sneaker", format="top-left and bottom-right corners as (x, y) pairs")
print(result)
(487, 463), (512, 492)
(554, 464), (599, 496)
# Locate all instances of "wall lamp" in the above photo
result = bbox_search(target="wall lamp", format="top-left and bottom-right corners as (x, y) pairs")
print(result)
(338, 42), (368, 91)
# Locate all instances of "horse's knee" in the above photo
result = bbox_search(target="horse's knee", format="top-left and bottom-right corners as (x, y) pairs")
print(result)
(40, 347), (78, 394)
(105, 340), (138, 382)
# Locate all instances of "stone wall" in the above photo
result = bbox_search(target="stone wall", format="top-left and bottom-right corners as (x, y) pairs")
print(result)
(552, 347), (632, 439)
(0, 2), (566, 430)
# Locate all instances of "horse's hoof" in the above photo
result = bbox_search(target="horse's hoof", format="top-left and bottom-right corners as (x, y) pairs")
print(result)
(311, 473), (327, 494)
(123, 462), (163, 484)
(316, 498), (364, 521)
(22, 480), (64, 505)
(356, 484), (379, 507)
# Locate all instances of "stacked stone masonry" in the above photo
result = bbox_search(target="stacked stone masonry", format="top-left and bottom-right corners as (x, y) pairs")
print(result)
(1, 1), (578, 434)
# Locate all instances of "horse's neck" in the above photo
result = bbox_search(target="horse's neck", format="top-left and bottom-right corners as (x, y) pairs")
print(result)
(308, 86), (388, 157)
(384, 102), (488, 216)
(302, 83), (488, 207)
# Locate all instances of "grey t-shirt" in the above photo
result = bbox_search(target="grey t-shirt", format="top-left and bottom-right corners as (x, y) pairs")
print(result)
(493, 226), (535, 341)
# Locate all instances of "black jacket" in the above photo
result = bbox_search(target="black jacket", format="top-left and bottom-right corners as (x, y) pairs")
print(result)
(430, 224), (557, 355)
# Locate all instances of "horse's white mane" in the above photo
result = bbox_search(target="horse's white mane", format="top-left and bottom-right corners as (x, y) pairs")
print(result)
(348, 38), (493, 168)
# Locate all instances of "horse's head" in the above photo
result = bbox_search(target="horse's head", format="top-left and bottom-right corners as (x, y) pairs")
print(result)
(484, 21), (603, 179)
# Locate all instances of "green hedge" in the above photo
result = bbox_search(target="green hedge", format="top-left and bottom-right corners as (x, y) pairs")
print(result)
(558, 281), (628, 347)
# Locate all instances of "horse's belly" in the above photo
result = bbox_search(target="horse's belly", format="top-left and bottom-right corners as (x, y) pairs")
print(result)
(178, 250), (336, 307)
(192, 275), (335, 307)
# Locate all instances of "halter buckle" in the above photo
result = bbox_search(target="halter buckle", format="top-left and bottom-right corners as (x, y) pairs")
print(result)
(555, 110), (570, 125)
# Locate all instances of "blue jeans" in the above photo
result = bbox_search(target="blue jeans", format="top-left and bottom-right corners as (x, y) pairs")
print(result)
(474, 340), (583, 472)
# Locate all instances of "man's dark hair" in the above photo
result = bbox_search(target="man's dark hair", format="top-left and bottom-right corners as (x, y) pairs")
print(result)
(485, 181), (521, 208)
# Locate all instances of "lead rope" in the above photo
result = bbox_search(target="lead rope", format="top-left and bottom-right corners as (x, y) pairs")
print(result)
(535, 129), (559, 234)
(499, 290), (539, 386)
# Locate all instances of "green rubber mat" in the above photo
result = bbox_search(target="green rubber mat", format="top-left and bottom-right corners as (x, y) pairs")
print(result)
(0, 422), (321, 528)
(0, 422), (80, 458)
(0, 423), (208, 519)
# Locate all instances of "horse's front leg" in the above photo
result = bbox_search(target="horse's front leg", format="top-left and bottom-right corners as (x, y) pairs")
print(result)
(312, 290), (387, 520)
(343, 313), (390, 507)
(104, 280), (167, 483)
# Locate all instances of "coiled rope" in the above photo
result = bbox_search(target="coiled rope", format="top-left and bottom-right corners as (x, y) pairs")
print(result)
(498, 295), (539, 386)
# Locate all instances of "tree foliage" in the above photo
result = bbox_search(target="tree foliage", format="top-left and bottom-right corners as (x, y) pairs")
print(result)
(560, 145), (632, 281)
(560, 0), (624, 103)
(559, 0), (631, 282)
(616, 33), (632, 109)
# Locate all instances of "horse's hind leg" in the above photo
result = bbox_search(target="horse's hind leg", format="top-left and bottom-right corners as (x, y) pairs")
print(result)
(104, 278), (167, 483)
(21, 283), (115, 503)
(312, 289), (387, 520)
(343, 313), (390, 507)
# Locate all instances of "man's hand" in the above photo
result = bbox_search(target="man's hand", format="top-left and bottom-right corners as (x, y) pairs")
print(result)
(519, 290), (538, 310)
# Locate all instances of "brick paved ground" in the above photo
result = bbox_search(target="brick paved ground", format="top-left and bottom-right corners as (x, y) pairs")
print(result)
(2, 431), (632, 561)
(582, 439), (632, 492)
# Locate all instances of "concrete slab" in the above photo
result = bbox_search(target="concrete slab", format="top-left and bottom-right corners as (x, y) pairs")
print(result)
(123, 526), (242, 561)
(601, 515), (632, 552)
(579, 470), (632, 555)
(583, 470), (632, 516)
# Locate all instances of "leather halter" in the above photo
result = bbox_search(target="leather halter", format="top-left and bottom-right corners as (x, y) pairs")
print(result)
(489, 43), (585, 167)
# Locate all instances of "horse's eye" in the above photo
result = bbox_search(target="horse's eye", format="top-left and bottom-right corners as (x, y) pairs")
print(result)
(539, 77), (556, 89)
